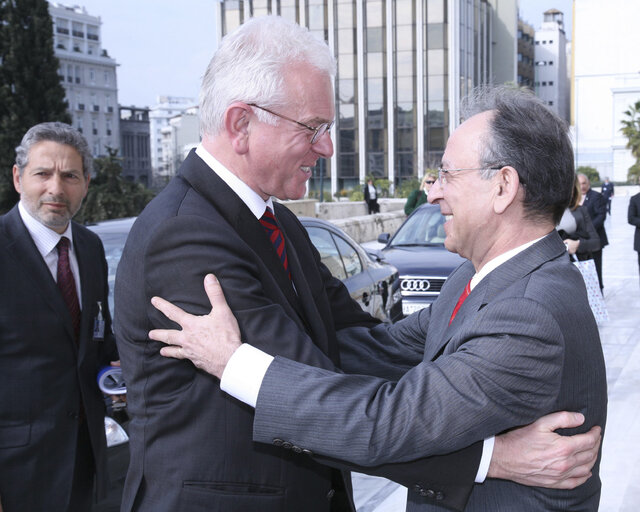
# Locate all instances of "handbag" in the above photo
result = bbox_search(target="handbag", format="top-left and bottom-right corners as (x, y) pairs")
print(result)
(571, 255), (609, 324)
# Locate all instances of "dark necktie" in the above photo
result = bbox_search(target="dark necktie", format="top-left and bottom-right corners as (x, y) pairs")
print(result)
(449, 280), (471, 325)
(260, 207), (291, 280)
(57, 237), (81, 340)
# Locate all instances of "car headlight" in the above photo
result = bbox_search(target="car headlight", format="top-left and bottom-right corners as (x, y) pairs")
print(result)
(104, 416), (128, 447)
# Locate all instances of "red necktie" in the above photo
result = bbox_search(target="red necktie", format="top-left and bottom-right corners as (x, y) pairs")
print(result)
(260, 208), (291, 280)
(449, 280), (471, 325)
(57, 237), (81, 340)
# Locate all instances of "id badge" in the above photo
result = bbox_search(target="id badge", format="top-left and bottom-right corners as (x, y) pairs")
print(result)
(94, 301), (105, 341)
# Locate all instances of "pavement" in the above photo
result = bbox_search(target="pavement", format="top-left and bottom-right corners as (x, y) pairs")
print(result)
(597, 191), (640, 511)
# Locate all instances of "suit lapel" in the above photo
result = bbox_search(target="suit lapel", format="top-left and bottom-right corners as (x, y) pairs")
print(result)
(73, 224), (98, 363)
(179, 151), (305, 323)
(425, 232), (567, 359)
(3, 206), (78, 347)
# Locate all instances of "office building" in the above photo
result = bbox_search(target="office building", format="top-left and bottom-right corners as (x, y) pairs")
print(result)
(218, 0), (518, 197)
(517, 18), (535, 89)
(534, 9), (569, 122)
(49, 2), (119, 158)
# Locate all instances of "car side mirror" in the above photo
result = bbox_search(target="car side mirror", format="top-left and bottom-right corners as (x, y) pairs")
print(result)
(377, 233), (390, 244)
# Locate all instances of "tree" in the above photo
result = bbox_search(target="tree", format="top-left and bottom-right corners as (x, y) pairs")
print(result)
(621, 99), (640, 184)
(0, 0), (71, 212)
(577, 166), (600, 184)
(75, 148), (155, 224)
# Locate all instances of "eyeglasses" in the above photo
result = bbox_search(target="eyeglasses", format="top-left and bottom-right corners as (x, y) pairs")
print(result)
(436, 167), (502, 186)
(425, 180), (435, 185)
(248, 103), (334, 145)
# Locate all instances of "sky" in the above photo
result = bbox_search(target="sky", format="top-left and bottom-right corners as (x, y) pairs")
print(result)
(69, 0), (573, 109)
(71, 0), (220, 108)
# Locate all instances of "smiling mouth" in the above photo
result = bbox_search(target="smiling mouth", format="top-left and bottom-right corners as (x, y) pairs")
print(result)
(445, 215), (453, 221)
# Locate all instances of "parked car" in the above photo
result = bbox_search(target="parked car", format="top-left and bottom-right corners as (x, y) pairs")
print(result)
(371, 203), (466, 317)
(300, 217), (402, 323)
(88, 215), (402, 324)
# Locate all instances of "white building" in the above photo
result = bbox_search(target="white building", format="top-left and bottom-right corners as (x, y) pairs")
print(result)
(158, 106), (200, 183)
(49, 2), (119, 158)
(149, 96), (197, 180)
(534, 9), (570, 122)
(573, 0), (640, 182)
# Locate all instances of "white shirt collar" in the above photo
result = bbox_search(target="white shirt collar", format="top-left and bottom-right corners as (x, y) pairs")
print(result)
(18, 200), (73, 259)
(469, 235), (547, 291)
(195, 144), (273, 219)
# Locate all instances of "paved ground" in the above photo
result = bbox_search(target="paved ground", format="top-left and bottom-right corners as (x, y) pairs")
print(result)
(598, 191), (640, 511)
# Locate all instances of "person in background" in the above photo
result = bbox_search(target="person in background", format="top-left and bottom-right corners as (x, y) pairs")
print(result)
(404, 172), (436, 216)
(557, 175), (601, 260)
(364, 177), (380, 214)
(151, 85), (607, 511)
(601, 177), (614, 215)
(578, 173), (608, 291)
(0, 122), (118, 511)
(629, 191), (640, 285)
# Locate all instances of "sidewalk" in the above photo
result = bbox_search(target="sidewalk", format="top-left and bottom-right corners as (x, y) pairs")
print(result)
(598, 193), (640, 511)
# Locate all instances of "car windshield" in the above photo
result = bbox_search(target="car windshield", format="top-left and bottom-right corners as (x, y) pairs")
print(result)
(391, 208), (446, 247)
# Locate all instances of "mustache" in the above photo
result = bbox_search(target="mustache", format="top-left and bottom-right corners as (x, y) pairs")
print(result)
(40, 196), (71, 208)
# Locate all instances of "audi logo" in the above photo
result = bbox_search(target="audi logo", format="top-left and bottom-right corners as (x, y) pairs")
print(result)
(401, 278), (431, 292)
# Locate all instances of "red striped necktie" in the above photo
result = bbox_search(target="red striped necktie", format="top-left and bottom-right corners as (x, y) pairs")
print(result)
(449, 280), (471, 325)
(260, 207), (291, 280)
(57, 236), (81, 341)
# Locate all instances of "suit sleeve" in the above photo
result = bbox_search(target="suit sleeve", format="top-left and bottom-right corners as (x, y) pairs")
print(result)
(253, 296), (564, 465)
(629, 196), (640, 227)
(574, 207), (601, 256)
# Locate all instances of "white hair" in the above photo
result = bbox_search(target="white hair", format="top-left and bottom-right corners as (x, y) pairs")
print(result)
(199, 15), (336, 137)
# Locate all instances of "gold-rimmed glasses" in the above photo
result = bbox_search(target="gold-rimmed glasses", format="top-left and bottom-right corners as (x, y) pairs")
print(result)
(436, 167), (503, 186)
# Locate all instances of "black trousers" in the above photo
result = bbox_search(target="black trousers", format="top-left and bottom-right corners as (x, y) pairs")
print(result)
(68, 421), (95, 511)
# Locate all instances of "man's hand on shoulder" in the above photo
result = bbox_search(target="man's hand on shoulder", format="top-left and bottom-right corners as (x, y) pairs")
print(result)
(488, 411), (601, 489)
(149, 274), (242, 378)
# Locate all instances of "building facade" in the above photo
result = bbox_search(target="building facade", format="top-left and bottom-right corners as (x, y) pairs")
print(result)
(573, 0), (640, 182)
(149, 96), (197, 182)
(119, 107), (152, 186)
(517, 18), (534, 89)
(159, 107), (200, 182)
(534, 9), (569, 122)
(49, 2), (119, 158)
(218, 0), (517, 197)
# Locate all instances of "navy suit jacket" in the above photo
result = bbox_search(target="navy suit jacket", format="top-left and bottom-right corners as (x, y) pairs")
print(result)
(583, 189), (608, 248)
(0, 205), (117, 511)
(114, 150), (481, 512)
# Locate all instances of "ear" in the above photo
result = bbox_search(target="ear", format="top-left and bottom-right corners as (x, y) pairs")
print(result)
(12, 165), (22, 194)
(224, 103), (251, 155)
(493, 166), (521, 215)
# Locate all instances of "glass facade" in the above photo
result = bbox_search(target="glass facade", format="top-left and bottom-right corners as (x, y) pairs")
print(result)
(218, 0), (496, 196)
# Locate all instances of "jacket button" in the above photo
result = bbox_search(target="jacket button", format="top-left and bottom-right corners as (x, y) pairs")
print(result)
(273, 438), (284, 447)
(425, 489), (436, 499)
(435, 491), (445, 500)
(292, 445), (303, 454)
(327, 489), (335, 500)
(282, 441), (293, 450)
(302, 448), (313, 456)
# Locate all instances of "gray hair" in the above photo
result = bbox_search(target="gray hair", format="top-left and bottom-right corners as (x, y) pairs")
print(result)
(460, 85), (574, 225)
(199, 15), (336, 137)
(15, 122), (93, 177)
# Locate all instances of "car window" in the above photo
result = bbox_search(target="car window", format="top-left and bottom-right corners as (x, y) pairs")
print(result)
(94, 231), (128, 313)
(306, 226), (347, 280)
(333, 234), (362, 278)
(392, 208), (446, 245)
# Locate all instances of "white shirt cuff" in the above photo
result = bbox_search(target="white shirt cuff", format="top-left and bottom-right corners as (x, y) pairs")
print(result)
(475, 436), (495, 483)
(220, 343), (274, 408)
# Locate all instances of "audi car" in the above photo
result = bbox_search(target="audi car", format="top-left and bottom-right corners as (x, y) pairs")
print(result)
(370, 203), (466, 317)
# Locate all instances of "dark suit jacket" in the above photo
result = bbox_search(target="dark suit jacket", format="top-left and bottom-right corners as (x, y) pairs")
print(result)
(583, 189), (608, 248)
(0, 205), (117, 511)
(629, 192), (640, 252)
(254, 232), (608, 511)
(114, 150), (480, 512)
(558, 205), (601, 260)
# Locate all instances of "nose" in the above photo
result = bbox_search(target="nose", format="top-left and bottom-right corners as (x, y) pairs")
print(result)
(48, 173), (65, 194)
(427, 178), (443, 204)
(312, 131), (334, 158)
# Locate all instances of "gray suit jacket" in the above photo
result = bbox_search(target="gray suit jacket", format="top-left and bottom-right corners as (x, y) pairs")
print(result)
(253, 232), (608, 511)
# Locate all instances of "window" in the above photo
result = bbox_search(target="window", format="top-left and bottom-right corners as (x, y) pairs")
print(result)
(549, 61), (554, 65)
(548, 101), (554, 106)
(549, 81), (554, 86)
(542, 81), (547, 86)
